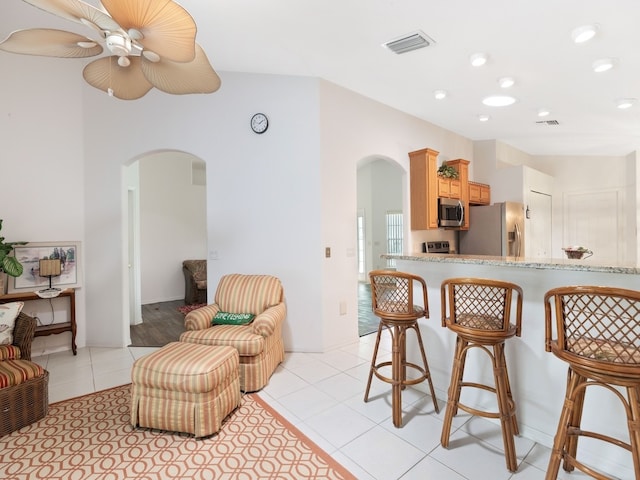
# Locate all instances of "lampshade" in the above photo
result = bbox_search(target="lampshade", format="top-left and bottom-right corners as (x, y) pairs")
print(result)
(39, 258), (61, 277)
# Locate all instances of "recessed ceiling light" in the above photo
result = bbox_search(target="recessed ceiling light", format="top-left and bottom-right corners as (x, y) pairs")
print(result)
(498, 77), (515, 88)
(592, 58), (615, 73)
(616, 98), (637, 109)
(537, 108), (551, 117)
(470, 53), (488, 67)
(433, 89), (447, 100)
(571, 24), (598, 44)
(478, 114), (491, 122)
(482, 95), (516, 107)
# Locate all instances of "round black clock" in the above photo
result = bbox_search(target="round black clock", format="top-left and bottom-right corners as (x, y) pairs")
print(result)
(250, 113), (269, 134)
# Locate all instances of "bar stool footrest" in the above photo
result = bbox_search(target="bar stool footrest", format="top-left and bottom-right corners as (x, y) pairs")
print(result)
(372, 361), (428, 387)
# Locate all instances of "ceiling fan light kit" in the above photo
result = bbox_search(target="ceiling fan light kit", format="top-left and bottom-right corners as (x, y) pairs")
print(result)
(0, 0), (221, 100)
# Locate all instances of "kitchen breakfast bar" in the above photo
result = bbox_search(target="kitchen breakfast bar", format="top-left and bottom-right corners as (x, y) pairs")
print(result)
(382, 252), (639, 477)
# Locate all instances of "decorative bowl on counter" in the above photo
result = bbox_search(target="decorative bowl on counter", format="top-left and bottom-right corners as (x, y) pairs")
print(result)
(562, 246), (593, 259)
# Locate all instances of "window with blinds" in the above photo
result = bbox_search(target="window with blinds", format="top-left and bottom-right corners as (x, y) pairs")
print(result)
(386, 211), (403, 268)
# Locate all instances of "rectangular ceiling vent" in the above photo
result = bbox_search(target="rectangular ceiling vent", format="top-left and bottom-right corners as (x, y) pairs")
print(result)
(383, 30), (436, 54)
(536, 120), (560, 125)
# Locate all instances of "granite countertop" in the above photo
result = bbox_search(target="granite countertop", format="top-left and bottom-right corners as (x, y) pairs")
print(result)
(382, 253), (640, 275)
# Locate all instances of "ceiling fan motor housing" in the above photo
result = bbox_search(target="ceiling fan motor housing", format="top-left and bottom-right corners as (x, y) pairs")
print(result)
(106, 34), (131, 57)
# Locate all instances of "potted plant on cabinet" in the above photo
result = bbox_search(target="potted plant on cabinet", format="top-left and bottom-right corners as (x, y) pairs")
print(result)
(0, 219), (26, 294)
(437, 163), (459, 179)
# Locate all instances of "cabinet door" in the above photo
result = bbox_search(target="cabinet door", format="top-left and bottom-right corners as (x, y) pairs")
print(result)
(480, 185), (491, 204)
(437, 177), (450, 197)
(409, 148), (439, 230)
(449, 180), (461, 199)
(469, 183), (481, 203)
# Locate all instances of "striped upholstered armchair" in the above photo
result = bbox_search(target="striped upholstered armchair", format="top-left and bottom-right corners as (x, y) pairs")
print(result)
(179, 274), (286, 392)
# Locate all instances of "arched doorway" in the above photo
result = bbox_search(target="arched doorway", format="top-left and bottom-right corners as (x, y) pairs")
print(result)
(356, 156), (405, 336)
(125, 150), (207, 345)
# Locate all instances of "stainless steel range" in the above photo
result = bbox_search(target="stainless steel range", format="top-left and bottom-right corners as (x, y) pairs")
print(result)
(426, 241), (450, 254)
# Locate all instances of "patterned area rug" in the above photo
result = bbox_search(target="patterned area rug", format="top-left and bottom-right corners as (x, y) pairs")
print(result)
(0, 384), (355, 480)
(177, 303), (207, 315)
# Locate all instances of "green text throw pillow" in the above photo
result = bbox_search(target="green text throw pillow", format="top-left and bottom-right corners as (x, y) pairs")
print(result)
(212, 312), (255, 325)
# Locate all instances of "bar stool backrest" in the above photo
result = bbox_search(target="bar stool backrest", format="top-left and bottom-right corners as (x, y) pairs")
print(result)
(545, 286), (640, 375)
(441, 278), (523, 338)
(368, 270), (428, 321)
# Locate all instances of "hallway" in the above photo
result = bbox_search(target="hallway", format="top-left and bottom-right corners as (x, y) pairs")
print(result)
(358, 282), (378, 337)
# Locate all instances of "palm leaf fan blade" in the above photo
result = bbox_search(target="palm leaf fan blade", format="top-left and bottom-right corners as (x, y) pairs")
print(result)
(83, 56), (153, 100)
(101, 0), (196, 62)
(0, 29), (102, 57)
(141, 43), (220, 94)
(23, 0), (121, 32)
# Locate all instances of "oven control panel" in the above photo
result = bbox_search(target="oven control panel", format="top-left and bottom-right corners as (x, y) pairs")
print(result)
(426, 241), (450, 253)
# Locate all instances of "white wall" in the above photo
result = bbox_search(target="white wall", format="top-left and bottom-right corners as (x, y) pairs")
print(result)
(2, 62), (635, 354)
(318, 80), (473, 349)
(0, 53), (86, 355)
(356, 161), (373, 280)
(473, 140), (637, 262)
(534, 154), (636, 262)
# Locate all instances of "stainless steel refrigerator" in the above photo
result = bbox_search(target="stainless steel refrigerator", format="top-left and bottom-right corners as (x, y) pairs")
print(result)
(458, 202), (525, 257)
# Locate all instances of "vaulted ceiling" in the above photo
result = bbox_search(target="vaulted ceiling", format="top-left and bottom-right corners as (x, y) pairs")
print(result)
(3, 0), (639, 156)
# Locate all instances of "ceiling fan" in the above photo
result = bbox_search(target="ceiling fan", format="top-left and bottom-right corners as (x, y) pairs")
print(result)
(0, 0), (221, 100)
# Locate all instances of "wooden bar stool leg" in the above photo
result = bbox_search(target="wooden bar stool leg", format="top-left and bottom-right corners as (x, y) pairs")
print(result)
(392, 325), (403, 427)
(493, 343), (518, 472)
(450, 338), (469, 416)
(412, 323), (440, 413)
(400, 326), (407, 392)
(563, 373), (587, 473)
(364, 321), (385, 402)
(545, 368), (582, 480)
(501, 352), (519, 436)
(441, 336), (468, 448)
(628, 386), (640, 479)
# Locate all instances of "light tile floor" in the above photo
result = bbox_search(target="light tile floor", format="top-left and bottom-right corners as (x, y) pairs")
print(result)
(32, 335), (598, 480)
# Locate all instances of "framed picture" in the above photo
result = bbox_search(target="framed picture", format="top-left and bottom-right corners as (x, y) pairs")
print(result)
(8, 242), (82, 293)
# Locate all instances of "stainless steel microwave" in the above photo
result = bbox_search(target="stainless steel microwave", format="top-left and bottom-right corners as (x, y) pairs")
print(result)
(438, 198), (464, 227)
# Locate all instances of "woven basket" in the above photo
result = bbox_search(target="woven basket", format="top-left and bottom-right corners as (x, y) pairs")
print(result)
(0, 370), (49, 437)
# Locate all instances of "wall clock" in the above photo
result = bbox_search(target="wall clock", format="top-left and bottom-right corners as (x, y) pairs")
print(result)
(250, 113), (269, 134)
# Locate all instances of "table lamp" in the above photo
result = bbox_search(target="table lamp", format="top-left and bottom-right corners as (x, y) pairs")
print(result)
(36, 258), (62, 298)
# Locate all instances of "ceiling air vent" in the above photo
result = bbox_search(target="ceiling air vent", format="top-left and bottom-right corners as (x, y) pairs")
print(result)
(536, 120), (560, 125)
(383, 30), (436, 54)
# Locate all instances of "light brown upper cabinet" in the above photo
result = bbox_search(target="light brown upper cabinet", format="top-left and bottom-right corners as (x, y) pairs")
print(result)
(444, 159), (469, 230)
(469, 181), (491, 205)
(409, 148), (440, 230)
(409, 149), (470, 230)
(438, 177), (461, 199)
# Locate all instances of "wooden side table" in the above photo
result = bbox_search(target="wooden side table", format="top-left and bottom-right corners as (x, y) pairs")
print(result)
(0, 289), (77, 355)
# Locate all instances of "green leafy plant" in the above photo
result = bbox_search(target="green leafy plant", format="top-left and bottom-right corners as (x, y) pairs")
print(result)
(437, 163), (459, 179)
(0, 219), (26, 277)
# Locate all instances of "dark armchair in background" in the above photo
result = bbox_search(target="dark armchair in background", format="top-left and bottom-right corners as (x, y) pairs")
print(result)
(182, 260), (207, 305)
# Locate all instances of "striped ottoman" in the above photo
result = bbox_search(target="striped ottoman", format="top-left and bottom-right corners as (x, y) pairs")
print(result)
(130, 342), (241, 438)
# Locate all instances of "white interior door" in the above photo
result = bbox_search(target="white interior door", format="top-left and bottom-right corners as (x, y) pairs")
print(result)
(527, 190), (552, 258)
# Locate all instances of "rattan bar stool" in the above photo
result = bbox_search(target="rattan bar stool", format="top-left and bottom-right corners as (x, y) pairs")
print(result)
(364, 270), (439, 428)
(544, 285), (640, 480)
(440, 277), (523, 472)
